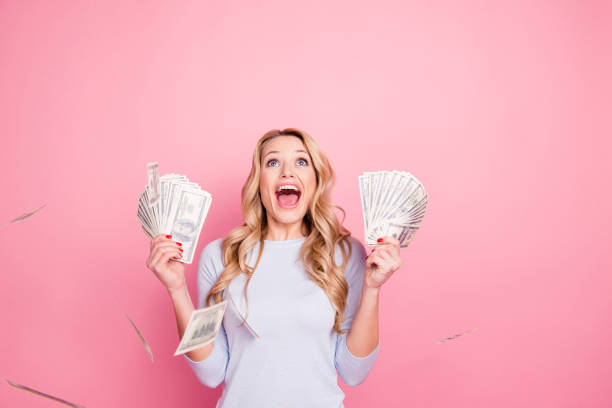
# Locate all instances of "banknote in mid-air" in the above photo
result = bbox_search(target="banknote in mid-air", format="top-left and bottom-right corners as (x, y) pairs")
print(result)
(137, 164), (212, 264)
(174, 300), (228, 356)
(358, 170), (428, 247)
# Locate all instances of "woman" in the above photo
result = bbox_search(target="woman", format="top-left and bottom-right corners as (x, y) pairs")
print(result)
(146, 128), (403, 408)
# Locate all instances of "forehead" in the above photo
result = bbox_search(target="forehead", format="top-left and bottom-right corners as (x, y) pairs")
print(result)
(261, 135), (307, 155)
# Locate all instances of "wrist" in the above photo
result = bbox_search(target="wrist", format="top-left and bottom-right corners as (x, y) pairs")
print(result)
(362, 285), (381, 298)
(168, 284), (188, 300)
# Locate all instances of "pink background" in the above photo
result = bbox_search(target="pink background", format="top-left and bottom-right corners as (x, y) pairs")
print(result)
(1, 1), (610, 407)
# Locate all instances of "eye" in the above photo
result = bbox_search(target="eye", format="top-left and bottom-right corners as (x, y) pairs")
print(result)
(297, 157), (308, 166)
(266, 159), (279, 167)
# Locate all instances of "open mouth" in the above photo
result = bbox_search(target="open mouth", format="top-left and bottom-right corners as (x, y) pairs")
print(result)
(275, 184), (302, 209)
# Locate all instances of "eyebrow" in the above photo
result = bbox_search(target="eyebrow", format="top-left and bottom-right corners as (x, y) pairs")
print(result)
(263, 149), (308, 159)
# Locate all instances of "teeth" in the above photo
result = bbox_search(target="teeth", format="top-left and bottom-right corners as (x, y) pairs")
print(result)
(277, 185), (299, 192)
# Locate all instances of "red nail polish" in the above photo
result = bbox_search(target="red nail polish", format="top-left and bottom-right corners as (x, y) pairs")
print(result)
(377, 238), (383, 243)
(166, 235), (172, 239)
(179, 248), (183, 252)
(177, 242), (182, 246)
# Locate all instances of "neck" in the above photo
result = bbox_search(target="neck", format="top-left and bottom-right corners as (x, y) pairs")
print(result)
(264, 217), (307, 241)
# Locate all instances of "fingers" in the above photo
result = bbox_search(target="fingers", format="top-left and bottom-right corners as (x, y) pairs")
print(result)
(366, 238), (403, 270)
(151, 233), (172, 245)
(374, 245), (396, 257)
(376, 235), (400, 246)
(150, 234), (183, 250)
(147, 240), (183, 269)
(370, 249), (391, 265)
(368, 236), (399, 251)
(152, 241), (183, 251)
(368, 236), (400, 256)
(150, 236), (183, 254)
(367, 242), (398, 258)
(366, 245), (390, 264)
(150, 245), (183, 268)
(377, 246), (403, 268)
(367, 251), (401, 273)
(366, 252), (385, 269)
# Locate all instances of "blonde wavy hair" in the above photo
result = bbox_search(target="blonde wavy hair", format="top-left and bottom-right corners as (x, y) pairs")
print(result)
(205, 128), (354, 334)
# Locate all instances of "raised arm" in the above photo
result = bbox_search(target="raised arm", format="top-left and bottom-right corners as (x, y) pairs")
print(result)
(146, 235), (228, 387)
(334, 237), (380, 386)
(337, 235), (403, 385)
(181, 238), (230, 387)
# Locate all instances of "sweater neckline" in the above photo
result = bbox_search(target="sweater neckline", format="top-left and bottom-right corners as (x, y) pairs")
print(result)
(262, 236), (307, 247)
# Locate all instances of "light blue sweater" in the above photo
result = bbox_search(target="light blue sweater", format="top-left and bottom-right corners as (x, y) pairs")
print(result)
(184, 235), (379, 408)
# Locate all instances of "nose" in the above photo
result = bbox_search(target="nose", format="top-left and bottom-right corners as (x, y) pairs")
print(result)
(280, 163), (295, 179)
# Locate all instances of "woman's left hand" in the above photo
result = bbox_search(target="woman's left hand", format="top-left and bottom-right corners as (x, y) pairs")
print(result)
(364, 236), (403, 289)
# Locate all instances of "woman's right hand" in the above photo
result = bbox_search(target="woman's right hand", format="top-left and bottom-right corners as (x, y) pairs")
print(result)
(146, 234), (186, 293)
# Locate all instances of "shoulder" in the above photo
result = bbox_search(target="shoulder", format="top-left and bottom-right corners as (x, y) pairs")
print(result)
(197, 237), (226, 280)
(335, 235), (367, 278)
(336, 235), (367, 261)
(200, 237), (224, 261)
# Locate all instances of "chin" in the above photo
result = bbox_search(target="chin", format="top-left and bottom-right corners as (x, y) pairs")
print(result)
(275, 210), (306, 225)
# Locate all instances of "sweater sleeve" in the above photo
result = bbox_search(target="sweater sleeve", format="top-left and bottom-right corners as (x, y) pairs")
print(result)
(183, 238), (230, 388)
(334, 236), (380, 386)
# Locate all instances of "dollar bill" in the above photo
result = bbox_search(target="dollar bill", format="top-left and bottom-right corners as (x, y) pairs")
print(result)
(174, 300), (228, 356)
(166, 185), (212, 264)
(147, 162), (160, 207)
(125, 314), (154, 362)
(5, 379), (86, 408)
(359, 170), (428, 248)
(137, 168), (212, 264)
(3, 204), (46, 225)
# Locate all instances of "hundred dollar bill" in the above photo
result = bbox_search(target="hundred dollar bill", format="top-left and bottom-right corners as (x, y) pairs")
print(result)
(359, 170), (428, 248)
(137, 167), (212, 264)
(166, 185), (212, 264)
(174, 300), (228, 356)
(5, 379), (86, 408)
(147, 162), (160, 207)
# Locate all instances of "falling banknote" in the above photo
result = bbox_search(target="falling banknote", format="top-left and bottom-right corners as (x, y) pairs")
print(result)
(137, 163), (212, 264)
(174, 300), (228, 356)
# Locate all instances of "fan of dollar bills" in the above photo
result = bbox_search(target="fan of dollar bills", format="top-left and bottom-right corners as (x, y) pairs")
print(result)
(359, 170), (428, 247)
(137, 162), (212, 264)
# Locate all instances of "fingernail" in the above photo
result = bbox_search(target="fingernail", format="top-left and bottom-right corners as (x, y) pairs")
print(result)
(177, 242), (182, 246)
(179, 248), (183, 252)
(166, 235), (172, 239)
(377, 238), (383, 243)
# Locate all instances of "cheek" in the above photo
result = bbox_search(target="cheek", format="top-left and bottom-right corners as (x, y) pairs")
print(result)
(259, 172), (273, 192)
(260, 185), (271, 204)
(305, 172), (317, 192)
(259, 174), (276, 205)
(304, 180), (317, 203)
